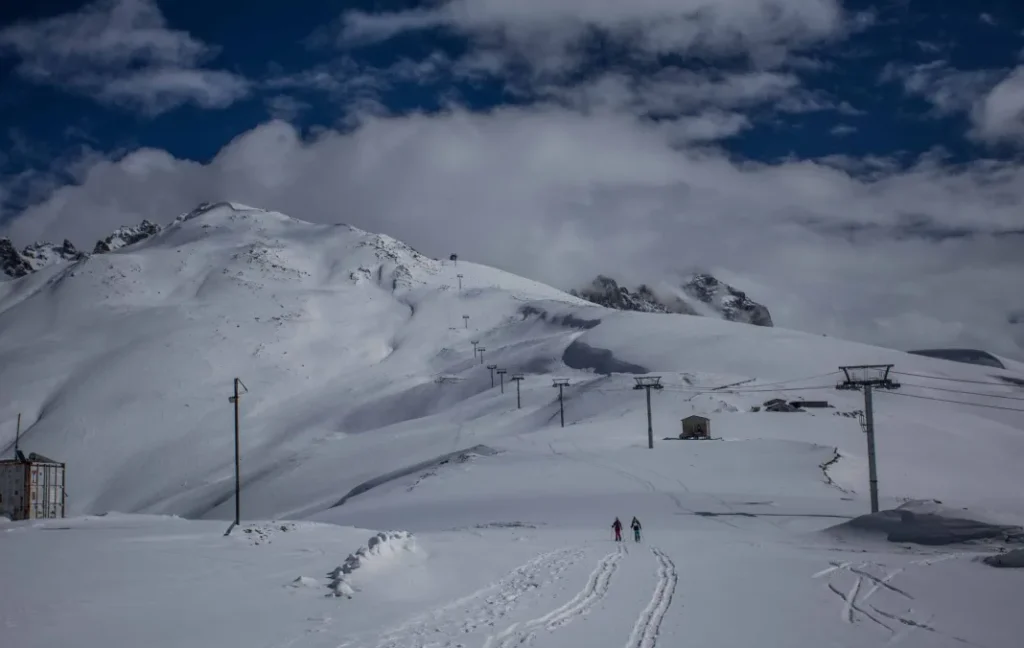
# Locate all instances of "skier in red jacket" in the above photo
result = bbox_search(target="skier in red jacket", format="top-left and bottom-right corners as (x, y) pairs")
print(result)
(612, 517), (623, 542)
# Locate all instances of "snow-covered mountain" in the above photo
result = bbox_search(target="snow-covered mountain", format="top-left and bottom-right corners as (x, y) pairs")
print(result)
(2, 202), (1024, 648)
(2, 201), (1022, 518)
(571, 274), (774, 326)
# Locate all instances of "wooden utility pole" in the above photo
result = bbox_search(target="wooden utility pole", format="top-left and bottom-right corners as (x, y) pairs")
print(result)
(226, 377), (248, 535)
(487, 364), (497, 387)
(511, 374), (524, 408)
(553, 379), (569, 427)
(496, 368), (507, 393)
(633, 376), (663, 449)
(837, 365), (899, 513)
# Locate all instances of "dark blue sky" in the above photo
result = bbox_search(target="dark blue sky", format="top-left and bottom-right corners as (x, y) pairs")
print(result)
(1, 1), (1022, 216)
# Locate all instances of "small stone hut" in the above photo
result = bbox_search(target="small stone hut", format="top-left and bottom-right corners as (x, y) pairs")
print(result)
(680, 415), (710, 440)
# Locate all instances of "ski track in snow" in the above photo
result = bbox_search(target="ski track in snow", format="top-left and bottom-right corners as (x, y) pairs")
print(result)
(367, 546), (584, 648)
(483, 544), (625, 648)
(812, 558), (985, 646)
(624, 547), (678, 648)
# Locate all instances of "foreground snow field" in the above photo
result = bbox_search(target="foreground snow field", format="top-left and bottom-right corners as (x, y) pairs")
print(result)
(2, 510), (1020, 648)
(1, 203), (1023, 647)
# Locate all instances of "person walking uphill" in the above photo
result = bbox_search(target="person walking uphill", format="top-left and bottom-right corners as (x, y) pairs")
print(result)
(612, 517), (623, 542)
(631, 517), (642, 542)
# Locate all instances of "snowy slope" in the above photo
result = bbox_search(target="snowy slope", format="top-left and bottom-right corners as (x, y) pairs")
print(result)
(1, 201), (1022, 519)
(1, 203), (1023, 648)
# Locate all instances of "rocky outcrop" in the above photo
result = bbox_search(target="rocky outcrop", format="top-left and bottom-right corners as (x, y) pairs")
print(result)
(682, 273), (773, 327)
(1, 237), (34, 278)
(3, 217), (166, 280)
(572, 273), (773, 327)
(570, 276), (697, 315)
(93, 220), (161, 254)
(1, 238), (86, 278)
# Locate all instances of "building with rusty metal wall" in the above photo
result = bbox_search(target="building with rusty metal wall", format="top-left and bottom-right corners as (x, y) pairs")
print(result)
(0, 452), (66, 521)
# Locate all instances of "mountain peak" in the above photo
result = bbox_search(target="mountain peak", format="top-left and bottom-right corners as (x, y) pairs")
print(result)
(93, 220), (162, 254)
(570, 275), (676, 314)
(572, 273), (773, 327)
(1, 237), (87, 278)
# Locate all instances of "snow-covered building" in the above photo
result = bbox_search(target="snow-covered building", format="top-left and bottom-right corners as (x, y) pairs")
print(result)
(0, 453), (66, 520)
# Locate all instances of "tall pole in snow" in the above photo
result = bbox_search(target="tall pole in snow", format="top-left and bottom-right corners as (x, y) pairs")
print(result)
(553, 379), (569, 427)
(864, 384), (878, 513)
(457, 274), (463, 290)
(478, 347), (486, 365)
(226, 377), (248, 535)
(487, 364), (497, 388)
(14, 413), (21, 458)
(633, 376), (663, 449)
(511, 374), (524, 408)
(497, 368), (507, 393)
(463, 315), (469, 329)
(837, 365), (900, 514)
(471, 340), (480, 359)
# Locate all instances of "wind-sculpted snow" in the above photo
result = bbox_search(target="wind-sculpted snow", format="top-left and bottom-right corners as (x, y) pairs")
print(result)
(827, 501), (1024, 546)
(562, 339), (649, 375)
(328, 530), (419, 598)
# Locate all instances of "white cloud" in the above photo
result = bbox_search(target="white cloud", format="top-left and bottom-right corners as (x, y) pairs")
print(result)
(0, 0), (249, 115)
(264, 95), (310, 122)
(830, 124), (856, 136)
(540, 70), (800, 117)
(880, 61), (1000, 117)
(339, 0), (848, 75)
(979, 13), (996, 26)
(3, 107), (1024, 359)
(970, 66), (1024, 146)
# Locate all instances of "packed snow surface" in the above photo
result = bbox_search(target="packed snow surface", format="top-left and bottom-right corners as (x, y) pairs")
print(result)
(1, 203), (1023, 647)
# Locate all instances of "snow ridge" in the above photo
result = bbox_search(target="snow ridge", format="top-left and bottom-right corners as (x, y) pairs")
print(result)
(328, 531), (417, 598)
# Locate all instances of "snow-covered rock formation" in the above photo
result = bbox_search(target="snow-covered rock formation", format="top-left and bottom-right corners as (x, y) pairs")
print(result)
(571, 273), (774, 327)
(1, 237), (87, 278)
(93, 220), (162, 254)
(1, 201), (225, 279)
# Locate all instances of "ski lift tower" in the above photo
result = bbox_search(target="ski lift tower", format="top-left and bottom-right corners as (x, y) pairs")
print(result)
(836, 365), (900, 514)
(634, 376), (664, 449)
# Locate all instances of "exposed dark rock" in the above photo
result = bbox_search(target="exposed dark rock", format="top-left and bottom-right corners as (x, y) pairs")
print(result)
(682, 273), (774, 327)
(1, 237), (34, 278)
(2, 237), (86, 279)
(572, 273), (773, 327)
(93, 220), (162, 254)
(570, 276), (681, 314)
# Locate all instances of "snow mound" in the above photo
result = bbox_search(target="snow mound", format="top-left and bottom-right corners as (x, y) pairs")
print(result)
(982, 548), (1024, 568)
(288, 576), (321, 588)
(826, 500), (1024, 546)
(328, 530), (418, 598)
(237, 522), (298, 546)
